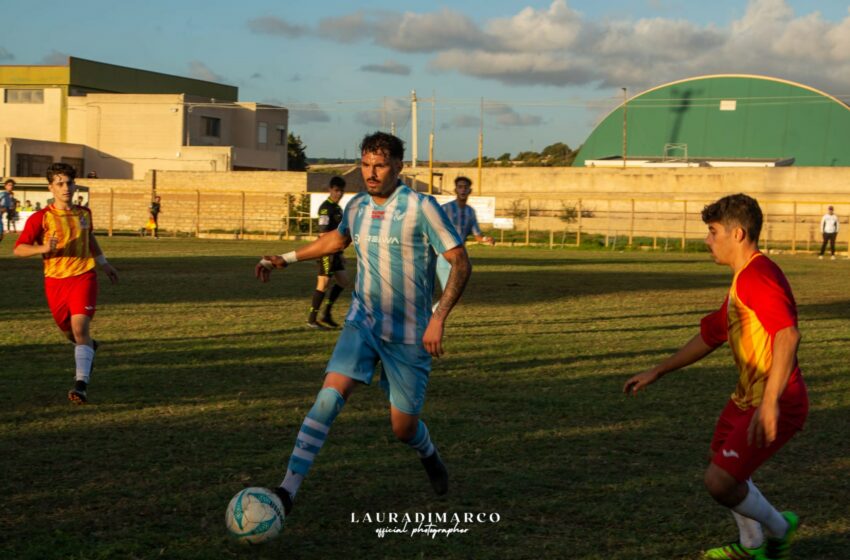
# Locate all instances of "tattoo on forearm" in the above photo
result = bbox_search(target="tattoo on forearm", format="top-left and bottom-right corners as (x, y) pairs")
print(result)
(434, 255), (470, 320)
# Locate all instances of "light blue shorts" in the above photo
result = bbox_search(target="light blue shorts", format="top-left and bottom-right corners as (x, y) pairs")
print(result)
(326, 322), (432, 415)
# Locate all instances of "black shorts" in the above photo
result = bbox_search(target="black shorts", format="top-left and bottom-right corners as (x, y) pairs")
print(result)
(317, 252), (345, 276)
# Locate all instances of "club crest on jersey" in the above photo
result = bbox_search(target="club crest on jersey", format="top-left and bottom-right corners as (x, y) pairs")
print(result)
(79, 215), (90, 229)
(392, 210), (406, 222)
(372, 210), (385, 220)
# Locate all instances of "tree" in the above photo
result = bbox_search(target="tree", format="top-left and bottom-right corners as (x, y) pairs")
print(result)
(287, 133), (308, 171)
(542, 142), (571, 161)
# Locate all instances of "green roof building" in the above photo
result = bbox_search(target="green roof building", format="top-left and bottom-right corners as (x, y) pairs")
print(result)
(573, 74), (850, 167)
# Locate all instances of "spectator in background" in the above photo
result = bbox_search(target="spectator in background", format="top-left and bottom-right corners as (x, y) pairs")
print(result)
(2, 179), (16, 234)
(149, 195), (161, 239)
(86, 171), (98, 178)
(34, 202), (42, 211)
(76, 195), (87, 208)
(819, 205), (839, 260)
(22, 200), (34, 211)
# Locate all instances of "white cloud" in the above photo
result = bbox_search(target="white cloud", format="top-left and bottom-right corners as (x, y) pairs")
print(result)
(188, 61), (229, 84)
(41, 50), (69, 65)
(485, 103), (544, 127)
(442, 115), (480, 129)
(247, 16), (308, 37)
(360, 60), (411, 76)
(305, 0), (850, 94)
(289, 103), (332, 124)
(356, 97), (409, 127)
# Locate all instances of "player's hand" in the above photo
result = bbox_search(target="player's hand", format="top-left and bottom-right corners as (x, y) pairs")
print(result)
(102, 263), (119, 285)
(422, 317), (445, 357)
(42, 235), (58, 254)
(623, 369), (661, 396)
(483, 236), (495, 246)
(748, 401), (779, 448)
(255, 255), (286, 283)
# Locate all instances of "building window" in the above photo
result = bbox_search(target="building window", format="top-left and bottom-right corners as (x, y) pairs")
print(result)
(16, 154), (53, 177)
(258, 122), (268, 144)
(277, 126), (287, 146)
(202, 116), (221, 137)
(5, 89), (44, 104)
(61, 157), (85, 177)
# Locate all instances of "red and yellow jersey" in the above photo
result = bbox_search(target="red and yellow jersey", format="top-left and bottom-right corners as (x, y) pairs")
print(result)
(700, 252), (803, 410)
(16, 205), (96, 279)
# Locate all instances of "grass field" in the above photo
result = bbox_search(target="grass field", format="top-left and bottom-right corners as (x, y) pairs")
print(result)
(1, 236), (848, 559)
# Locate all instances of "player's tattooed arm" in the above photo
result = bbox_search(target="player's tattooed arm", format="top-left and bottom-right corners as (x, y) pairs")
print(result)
(424, 246), (470, 357)
(434, 245), (471, 321)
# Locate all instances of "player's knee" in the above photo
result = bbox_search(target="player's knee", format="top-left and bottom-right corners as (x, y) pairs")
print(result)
(703, 468), (736, 503)
(391, 420), (417, 442)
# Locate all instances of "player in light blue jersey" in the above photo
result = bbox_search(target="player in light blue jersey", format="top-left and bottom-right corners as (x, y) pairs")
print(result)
(436, 176), (494, 295)
(254, 132), (471, 517)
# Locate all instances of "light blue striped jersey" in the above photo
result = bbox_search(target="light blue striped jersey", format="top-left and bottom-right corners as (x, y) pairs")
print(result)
(338, 184), (462, 344)
(441, 200), (481, 243)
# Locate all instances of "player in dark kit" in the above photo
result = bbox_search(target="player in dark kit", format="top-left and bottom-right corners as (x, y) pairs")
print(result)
(308, 176), (349, 329)
(624, 194), (807, 560)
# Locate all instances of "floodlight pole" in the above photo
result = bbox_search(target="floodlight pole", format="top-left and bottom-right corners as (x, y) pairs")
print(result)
(622, 87), (628, 169)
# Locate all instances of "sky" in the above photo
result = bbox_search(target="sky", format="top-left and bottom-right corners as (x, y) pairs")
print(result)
(3, 0), (850, 161)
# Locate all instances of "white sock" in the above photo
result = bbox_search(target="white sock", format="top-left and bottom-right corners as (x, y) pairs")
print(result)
(732, 510), (764, 548)
(74, 344), (95, 383)
(733, 480), (789, 538)
(280, 470), (304, 498)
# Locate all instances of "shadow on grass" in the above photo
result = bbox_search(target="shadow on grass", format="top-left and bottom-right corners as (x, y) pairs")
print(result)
(1, 253), (730, 314)
(2, 345), (847, 559)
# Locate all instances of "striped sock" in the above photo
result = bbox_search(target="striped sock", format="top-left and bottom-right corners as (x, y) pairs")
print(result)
(281, 387), (345, 498)
(406, 420), (436, 458)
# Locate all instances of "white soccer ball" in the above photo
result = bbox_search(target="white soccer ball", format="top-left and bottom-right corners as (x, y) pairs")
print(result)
(225, 487), (285, 544)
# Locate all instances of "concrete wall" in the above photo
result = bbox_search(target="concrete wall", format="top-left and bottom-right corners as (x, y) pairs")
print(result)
(408, 166), (850, 248)
(7, 165), (850, 248)
(0, 87), (64, 142)
(79, 170), (308, 235)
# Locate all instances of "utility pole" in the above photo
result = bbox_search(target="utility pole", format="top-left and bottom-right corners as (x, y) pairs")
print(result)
(381, 97), (386, 130)
(429, 91), (435, 194)
(478, 97), (483, 194)
(622, 87), (628, 169)
(411, 90), (418, 169)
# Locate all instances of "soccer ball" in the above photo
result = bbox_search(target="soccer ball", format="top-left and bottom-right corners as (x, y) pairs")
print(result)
(225, 487), (285, 544)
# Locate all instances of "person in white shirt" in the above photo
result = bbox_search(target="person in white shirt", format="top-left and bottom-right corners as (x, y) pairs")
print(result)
(819, 205), (839, 260)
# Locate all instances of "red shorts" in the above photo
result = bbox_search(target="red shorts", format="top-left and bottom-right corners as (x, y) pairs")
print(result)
(710, 373), (809, 482)
(44, 270), (98, 331)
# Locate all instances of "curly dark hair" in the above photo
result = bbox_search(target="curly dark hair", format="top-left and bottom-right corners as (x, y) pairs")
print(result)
(360, 131), (404, 161)
(46, 162), (78, 183)
(701, 193), (763, 243)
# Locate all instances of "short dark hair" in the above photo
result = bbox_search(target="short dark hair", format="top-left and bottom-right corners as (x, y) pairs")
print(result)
(454, 176), (472, 187)
(329, 176), (346, 189)
(701, 193), (763, 242)
(3, 178), (14, 187)
(360, 131), (404, 161)
(46, 162), (77, 183)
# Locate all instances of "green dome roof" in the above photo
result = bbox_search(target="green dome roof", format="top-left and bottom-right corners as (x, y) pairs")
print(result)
(573, 75), (850, 167)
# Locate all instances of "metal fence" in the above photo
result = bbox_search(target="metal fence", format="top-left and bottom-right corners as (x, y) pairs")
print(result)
(88, 189), (850, 253)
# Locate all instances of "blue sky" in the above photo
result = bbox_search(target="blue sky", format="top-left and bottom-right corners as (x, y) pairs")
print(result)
(3, 0), (849, 161)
